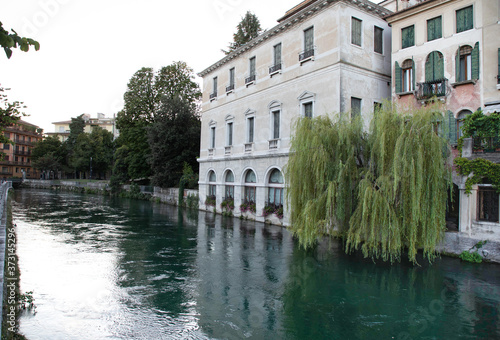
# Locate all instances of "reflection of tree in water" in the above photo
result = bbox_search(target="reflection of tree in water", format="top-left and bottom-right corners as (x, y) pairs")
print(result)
(281, 243), (500, 339)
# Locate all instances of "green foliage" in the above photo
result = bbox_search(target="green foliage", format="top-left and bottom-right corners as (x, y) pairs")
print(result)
(286, 104), (451, 263)
(223, 11), (262, 55)
(240, 201), (256, 214)
(185, 194), (199, 210)
(459, 240), (487, 263)
(460, 110), (500, 139)
(221, 198), (234, 212)
(205, 195), (216, 207)
(454, 157), (500, 194)
(0, 86), (24, 147)
(0, 21), (39, 59)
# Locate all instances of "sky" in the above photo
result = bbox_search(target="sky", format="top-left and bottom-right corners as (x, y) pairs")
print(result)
(0, 0), (300, 133)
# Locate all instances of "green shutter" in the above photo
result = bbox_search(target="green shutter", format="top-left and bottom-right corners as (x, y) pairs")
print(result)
(425, 53), (433, 81)
(498, 48), (500, 77)
(427, 19), (434, 41)
(436, 52), (444, 79)
(435, 16), (442, 39)
(471, 42), (479, 80)
(395, 61), (402, 93)
(448, 110), (458, 145)
(456, 45), (461, 82)
(412, 57), (416, 90)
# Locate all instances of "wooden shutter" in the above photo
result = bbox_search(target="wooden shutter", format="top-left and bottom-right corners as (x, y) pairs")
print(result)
(435, 16), (442, 39)
(448, 111), (458, 144)
(412, 57), (416, 90)
(471, 42), (479, 80)
(425, 53), (433, 81)
(427, 18), (434, 41)
(436, 52), (444, 79)
(395, 61), (402, 93)
(498, 48), (500, 78)
(455, 45), (461, 82)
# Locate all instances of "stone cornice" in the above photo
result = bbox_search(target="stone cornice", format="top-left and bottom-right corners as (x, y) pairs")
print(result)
(197, 0), (391, 78)
(384, 0), (453, 25)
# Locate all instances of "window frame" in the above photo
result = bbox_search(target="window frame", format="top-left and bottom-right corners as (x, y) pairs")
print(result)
(477, 186), (499, 223)
(401, 25), (415, 49)
(351, 97), (362, 119)
(427, 16), (442, 41)
(351, 17), (362, 47)
(374, 26), (383, 54)
(456, 5), (473, 33)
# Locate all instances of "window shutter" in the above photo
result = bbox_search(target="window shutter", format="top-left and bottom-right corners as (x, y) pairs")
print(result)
(425, 53), (433, 81)
(412, 57), (416, 90)
(498, 48), (500, 77)
(471, 42), (479, 80)
(435, 16), (442, 39)
(448, 110), (457, 145)
(395, 61), (402, 93)
(455, 45), (461, 82)
(436, 52), (444, 79)
(456, 9), (464, 32)
(427, 19), (434, 41)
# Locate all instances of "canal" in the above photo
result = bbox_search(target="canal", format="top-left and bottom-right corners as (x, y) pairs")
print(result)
(11, 189), (500, 339)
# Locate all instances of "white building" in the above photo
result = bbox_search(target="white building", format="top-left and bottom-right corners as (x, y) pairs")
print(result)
(197, 0), (392, 224)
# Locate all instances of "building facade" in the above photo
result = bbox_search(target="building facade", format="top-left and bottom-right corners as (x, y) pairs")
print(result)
(0, 120), (43, 180)
(47, 113), (118, 142)
(385, 0), (500, 240)
(198, 0), (392, 224)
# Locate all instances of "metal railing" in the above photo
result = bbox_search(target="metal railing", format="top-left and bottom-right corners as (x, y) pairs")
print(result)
(416, 78), (447, 100)
(269, 139), (279, 149)
(473, 136), (500, 153)
(245, 74), (256, 84)
(209, 92), (217, 100)
(269, 63), (282, 74)
(299, 49), (314, 62)
(226, 84), (234, 93)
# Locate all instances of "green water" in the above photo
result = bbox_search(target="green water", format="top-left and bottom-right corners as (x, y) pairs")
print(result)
(11, 189), (500, 339)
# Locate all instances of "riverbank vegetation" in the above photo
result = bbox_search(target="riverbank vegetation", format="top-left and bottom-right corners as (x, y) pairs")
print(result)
(286, 104), (453, 263)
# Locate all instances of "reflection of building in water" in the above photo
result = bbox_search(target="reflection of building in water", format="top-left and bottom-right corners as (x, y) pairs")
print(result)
(194, 214), (294, 339)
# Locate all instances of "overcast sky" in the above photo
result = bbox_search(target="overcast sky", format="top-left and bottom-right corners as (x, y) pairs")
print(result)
(1, 0), (302, 132)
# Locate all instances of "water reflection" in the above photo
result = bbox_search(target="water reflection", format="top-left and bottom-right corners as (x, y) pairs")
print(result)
(12, 189), (500, 340)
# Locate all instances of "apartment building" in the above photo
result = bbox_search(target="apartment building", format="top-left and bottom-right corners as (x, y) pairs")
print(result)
(0, 120), (43, 180)
(198, 0), (392, 224)
(47, 113), (118, 142)
(385, 0), (500, 240)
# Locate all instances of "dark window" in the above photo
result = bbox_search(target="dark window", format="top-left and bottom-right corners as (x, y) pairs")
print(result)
(274, 43), (282, 67)
(272, 110), (280, 139)
(268, 169), (284, 207)
(351, 97), (362, 119)
(458, 45), (472, 81)
(427, 16), (442, 41)
(456, 6), (473, 33)
(303, 102), (313, 118)
(210, 126), (216, 149)
(304, 27), (314, 52)
(477, 187), (499, 222)
(247, 117), (254, 143)
(402, 59), (414, 92)
(352, 17), (362, 46)
(402, 25), (415, 49)
(249, 57), (256, 77)
(227, 122), (233, 146)
(225, 171), (234, 199)
(374, 26), (383, 54)
(229, 68), (235, 87)
(3, 144), (9, 150)
(425, 51), (444, 81)
(244, 171), (256, 203)
(374, 102), (382, 113)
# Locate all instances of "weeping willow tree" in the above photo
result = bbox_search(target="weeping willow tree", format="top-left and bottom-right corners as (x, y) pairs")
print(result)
(286, 104), (452, 263)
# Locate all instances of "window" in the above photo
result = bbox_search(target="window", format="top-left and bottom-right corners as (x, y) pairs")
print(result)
(477, 187), (499, 222)
(303, 102), (313, 118)
(300, 27), (314, 61)
(208, 171), (216, 197)
(246, 57), (256, 84)
(244, 170), (256, 203)
(210, 126), (216, 149)
(247, 117), (254, 143)
(427, 16), (442, 41)
(267, 169), (284, 208)
(4, 133), (9, 139)
(3, 143), (9, 150)
(272, 110), (280, 139)
(227, 68), (235, 92)
(210, 77), (218, 100)
(401, 25), (415, 49)
(374, 26), (383, 54)
(270, 43), (282, 73)
(402, 59), (414, 92)
(456, 6), (473, 33)
(351, 17), (362, 46)
(457, 110), (472, 140)
(351, 97), (361, 119)
(456, 43), (479, 82)
(225, 171), (234, 199)
(226, 122), (233, 146)
(374, 102), (382, 113)
(425, 51), (444, 82)
(458, 45), (472, 82)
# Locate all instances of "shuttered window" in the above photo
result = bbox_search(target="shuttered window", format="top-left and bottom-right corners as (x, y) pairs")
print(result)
(427, 16), (442, 41)
(304, 27), (314, 52)
(456, 43), (479, 81)
(402, 25), (414, 49)
(352, 17), (362, 46)
(272, 110), (280, 139)
(273, 43), (282, 67)
(247, 117), (254, 143)
(456, 6), (473, 33)
(374, 26), (383, 54)
(425, 51), (444, 81)
(249, 57), (256, 77)
(396, 59), (414, 93)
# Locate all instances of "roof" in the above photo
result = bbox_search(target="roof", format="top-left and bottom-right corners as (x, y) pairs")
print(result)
(384, 0), (446, 23)
(17, 119), (40, 128)
(198, 0), (392, 77)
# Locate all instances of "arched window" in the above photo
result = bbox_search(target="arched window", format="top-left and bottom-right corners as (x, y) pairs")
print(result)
(395, 59), (415, 94)
(244, 170), (256, 203)
(267, 169), (284, 208)
(208, 171), (216, 198)
(457, 110), (472, 139)
(456, 43), (479, 82)
(425, 51), (444, 81)
(225, 171), (234, 199)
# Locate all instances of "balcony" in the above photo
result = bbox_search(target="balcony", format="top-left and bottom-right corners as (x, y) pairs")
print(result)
(416, 78), (447, 100)
(473, 136), (500, 153)
(269, 139), (279, 150)
(14, 150), (31, 156)
(226, 84), (234, 93)
(14, 139), (34, 146)
(269, 63), (282, 75)
(224, 146), (232, 155)
(244, 143), (253, 153)
(209, 92), (217, 101)
(245, 74), (256, 86)
(299, 49), (315, 63)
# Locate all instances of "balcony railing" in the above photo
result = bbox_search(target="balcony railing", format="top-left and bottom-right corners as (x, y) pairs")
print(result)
(245, 74), (256, 85)
(209, 92), (217, 100)
(473, 136), (500, 153)
(226, 84), (234, 93)
(416, 78), (447, 100)
(497, 75), (500, 84)
(269, 63), (282, 74)
(269, 139), (279, 149)
(299, 48), (315, 62)
(14, 150), (31, 156)
(14, 139), (35, 146)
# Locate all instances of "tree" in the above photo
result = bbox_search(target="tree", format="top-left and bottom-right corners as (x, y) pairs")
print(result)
(286, 104), (452, 264)
(113, 61), (201, 184)
(70, 127), (114, 179)
(0, 86), (24, 147)
(31, 136), (63, 177)
(147, 96), (201, 188)
(0, 21), (40, 59)
(223, 11), (262, 55)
